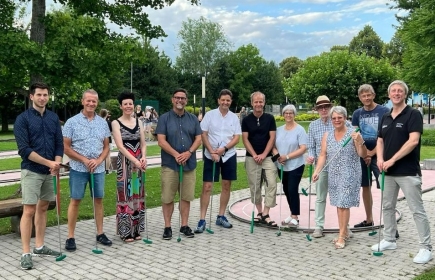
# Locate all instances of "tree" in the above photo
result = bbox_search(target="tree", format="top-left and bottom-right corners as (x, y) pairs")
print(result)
(330, 45), (349, 52)
(283, 51), (397, 111)
(42, 9), (144, 105)
(279, 56), (303, 79)
(399, 0), (435, 92)
(382, 31), (405, 67)
(349, 25), (384, 59)
(129, 41), (178, 113)
(0, 1), (37, 131)
(24, 0), (200, 88)
(175, 16), (232, 77)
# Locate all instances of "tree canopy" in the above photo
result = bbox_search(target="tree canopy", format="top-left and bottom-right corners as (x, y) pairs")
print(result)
(283, 51), (397, 111)
(349, 25), (384, 59)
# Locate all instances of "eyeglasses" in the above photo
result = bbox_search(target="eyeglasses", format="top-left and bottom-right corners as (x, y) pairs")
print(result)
(317, 105), (330, 111)
(257, 118), (260, 127)
(173, 96), (187, 101)
(283, 112), (294, 115)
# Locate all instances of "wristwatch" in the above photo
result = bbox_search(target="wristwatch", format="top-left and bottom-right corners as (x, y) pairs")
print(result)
(189, 150), (194, 154)
(224, 146), (229, 153)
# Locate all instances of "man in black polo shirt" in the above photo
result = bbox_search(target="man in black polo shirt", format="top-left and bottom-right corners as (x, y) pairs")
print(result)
(371, 80), (432, 264)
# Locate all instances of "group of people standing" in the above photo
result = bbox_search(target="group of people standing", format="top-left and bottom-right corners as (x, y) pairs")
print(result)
(14, 79), (432, 271)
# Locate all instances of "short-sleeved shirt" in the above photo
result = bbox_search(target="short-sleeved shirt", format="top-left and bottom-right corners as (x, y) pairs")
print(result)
(155, 110), (202, 171)
(307, 118), (333, 161)
(242, 113), (276, 157)
(62, 112), (111, 173)
(352, 105), (389, 151)
(275, 124), (308, 171)
(14, 108), (64, 174)
(378, 105), (422, 176)
(200, 108), (242, 163)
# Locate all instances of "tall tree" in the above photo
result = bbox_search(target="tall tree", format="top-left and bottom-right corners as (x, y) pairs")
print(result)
(279, 56), (303, 79)
(330, 45), (349, 52)
(175, 16), (232, 78)
(382, 31), (405, 67)
(25, 0), (200, 86)
(349, 25), (384, 59)
(399, 0), (435, 92)
(283, 51), (397, 111)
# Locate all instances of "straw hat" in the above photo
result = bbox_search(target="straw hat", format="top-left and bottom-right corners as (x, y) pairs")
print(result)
(316, 95), (332, 106)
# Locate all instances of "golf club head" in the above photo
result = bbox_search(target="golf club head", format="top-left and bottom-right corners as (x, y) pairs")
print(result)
(55, 254), (67, 262)
(206, 228), (214, 234)
(368, 231), (377, 236)
(306, 234), (312, 241)
(373, 251), (383, 257)
(142, 239), (153, 244)
(301, 188), (308, 196)
(92, 248), (103, 254)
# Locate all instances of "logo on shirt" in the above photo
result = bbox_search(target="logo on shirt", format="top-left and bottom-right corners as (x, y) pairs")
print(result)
(382, 125), (388, 129)
(396, 123), (403, 128)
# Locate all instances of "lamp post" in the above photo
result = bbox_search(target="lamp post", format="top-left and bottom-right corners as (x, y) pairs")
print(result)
(193, 94), (196, 115)
(201, 76), (206, 118)
(51, 93), (55, 113)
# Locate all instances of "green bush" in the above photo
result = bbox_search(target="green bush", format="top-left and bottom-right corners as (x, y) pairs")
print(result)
(275, 113), (319, 122)
(422, 129), (435, 146)
(185, 106), (210, 115)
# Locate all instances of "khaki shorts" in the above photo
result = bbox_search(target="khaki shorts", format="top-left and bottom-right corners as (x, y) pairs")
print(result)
(161, 166), (196, 204)
(21, 169), (54, 205)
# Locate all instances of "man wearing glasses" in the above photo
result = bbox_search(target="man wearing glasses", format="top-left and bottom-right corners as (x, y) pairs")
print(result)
(155, 88), (202, 240)
(307, 95), (337, 238)
(242, 91), (278, 227)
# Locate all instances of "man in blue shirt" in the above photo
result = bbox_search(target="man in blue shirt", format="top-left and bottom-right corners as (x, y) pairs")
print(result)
(156, 88), (202, 240)
(63, 89), (111, 251)
(352, 84), (389, 228)
(14, 82), (64, 270)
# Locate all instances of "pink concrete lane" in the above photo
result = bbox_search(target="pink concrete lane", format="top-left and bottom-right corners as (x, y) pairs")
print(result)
(229, 169), (435, 232)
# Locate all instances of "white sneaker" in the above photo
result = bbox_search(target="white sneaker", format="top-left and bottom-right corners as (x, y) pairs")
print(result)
(413, 249), (433, 264)
(312, 228), (324, 238)
(371, 239), (397, 251)
(282, 216), (292, 225)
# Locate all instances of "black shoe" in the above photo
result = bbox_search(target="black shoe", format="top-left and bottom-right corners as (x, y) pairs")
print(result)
(96, 233), (112, 246)
(354, 220), (374, 228)
(163, 227), (172, 240)
(65, 238), (76, 252)
(396, 230), (400, 239)
(180, 226), (195, 238)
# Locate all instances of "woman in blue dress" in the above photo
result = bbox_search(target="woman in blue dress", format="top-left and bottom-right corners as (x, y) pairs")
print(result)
(312, 106), (367, 249)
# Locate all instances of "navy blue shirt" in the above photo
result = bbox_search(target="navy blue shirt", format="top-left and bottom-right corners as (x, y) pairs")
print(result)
(155, 110), (202, 171)
(14, 107), (64, 174)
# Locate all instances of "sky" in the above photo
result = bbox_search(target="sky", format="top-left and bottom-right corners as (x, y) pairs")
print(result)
(27, 0), (402, 64)
(141, 0), (403, 63)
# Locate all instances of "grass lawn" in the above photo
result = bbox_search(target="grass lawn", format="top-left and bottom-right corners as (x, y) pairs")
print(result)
(0, 141), (17, 152)
(0, 162), (248, 235)
(414, 268), (435, 279)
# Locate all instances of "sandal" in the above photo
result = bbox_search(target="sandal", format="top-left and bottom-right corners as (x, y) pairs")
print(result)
(254, 212), (262, 223)
(261, 214), (278, 228)
(122, 235), (135, 243)
(332, 235), (349, 244)
(334, 236), (346, 249)
(134, 233), (142, 240)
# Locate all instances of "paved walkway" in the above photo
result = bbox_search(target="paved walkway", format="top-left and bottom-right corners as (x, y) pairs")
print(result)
(1, 184), (435, 279)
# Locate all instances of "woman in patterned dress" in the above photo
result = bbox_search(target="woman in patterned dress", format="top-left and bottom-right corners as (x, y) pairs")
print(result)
(112, 92), (147, 242)
(312, 106), (367, 249)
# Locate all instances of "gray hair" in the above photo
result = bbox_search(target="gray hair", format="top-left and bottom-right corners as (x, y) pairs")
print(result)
(250, 91), (265, 103)
(82, 89), (99, 99)
(329, 106), (347, 119)
(358, 84), (375, 95)
(388, 80), (409, 95)
(282, 104), (297, 116)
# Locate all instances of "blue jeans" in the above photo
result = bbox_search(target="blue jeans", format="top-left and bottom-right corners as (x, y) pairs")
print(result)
(69, 169), (105, 199)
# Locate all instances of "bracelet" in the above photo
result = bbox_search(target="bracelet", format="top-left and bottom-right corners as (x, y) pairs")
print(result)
(286, 155), (290, 160)
(360, 141), (365, 146)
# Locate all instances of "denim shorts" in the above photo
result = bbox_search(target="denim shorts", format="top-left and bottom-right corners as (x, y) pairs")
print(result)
(69, 169), (105, 199)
